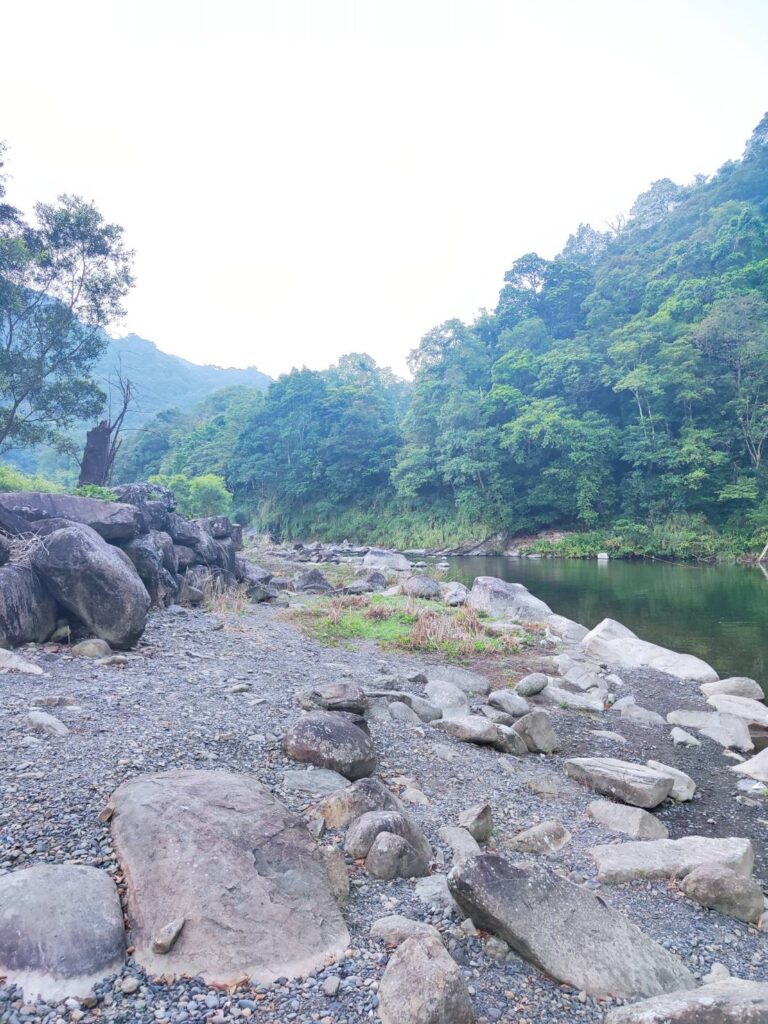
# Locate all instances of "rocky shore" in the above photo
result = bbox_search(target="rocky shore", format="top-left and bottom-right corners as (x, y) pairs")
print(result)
(1, 535), (767, 1024)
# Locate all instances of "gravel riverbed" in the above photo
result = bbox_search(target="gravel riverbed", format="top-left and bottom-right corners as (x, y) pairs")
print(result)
(1, 591), (766, 1024)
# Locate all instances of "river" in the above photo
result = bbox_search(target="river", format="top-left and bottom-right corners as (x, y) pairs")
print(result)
(443, 556), (768, 697)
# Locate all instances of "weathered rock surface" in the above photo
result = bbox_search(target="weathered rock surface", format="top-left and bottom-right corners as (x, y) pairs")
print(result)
(315, 778), (402, 828)
(507, 819), (571, 853)
(583, 618), (718, 683)
(707, 694), (768, 728)
(731, 746), (768, 783)
(401, 574), (442, 600)
(119, 530), (178, 605)
(438, 825), (481, 864)
(680, 863), (764, 923)
(0, 564), (57, 648)
(487, 689), (530, 717)
(515, 672), (549, 696)
(363, 547), (411, 571)
(466, 576), (553, 622)
(345, 810), (431, 865)
(667, 709), (754, 752)
(442, 581), (469, 606)
(282, 768), (350, 798)
(0, 491), (143, 540)
(370, 915), (441, 946)
(298, 681), (368, 715)
(28, 710), (70, 737)
(587, 800), (669, 840)
(424, 680), (471, 717)
(458, 803), (493, 842)
(535, 683), (605, 712)
(447, 854), (695, 998)
(378, 934), (475, 1024)
(604, 978), (768, 1023)
(110, 769), (350, 984)
(564, 758), (675, 808)
(589, 836), (754, 884)
(423, 664), (490, 696)
(512, 710), (559, 754)
(33, 525), (151, 648)
(646, 760), (696, 801)
(292, 568), (333, 594)
(701, 677), (765, 700)
(434, 714), (501, 747)
(283, 711), (376, 780)
(365, 831), (429, 879)
(0, 864), (125, 1001)
(71, 638), (112, 659)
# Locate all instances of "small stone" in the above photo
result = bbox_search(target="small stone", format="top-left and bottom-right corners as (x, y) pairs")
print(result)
(152, 917), (185, 954)
(370, 915), (441, 946)
(27, 710), (70, 737)
(507, 820), (570, 854)
(515, 673), (548, 697)
(71, 638), (112, 659)
(457, 803), (493, 843)
(322, 976), (340, 997)
(121, 977), (140, 994)
(670, 728), (701, 748)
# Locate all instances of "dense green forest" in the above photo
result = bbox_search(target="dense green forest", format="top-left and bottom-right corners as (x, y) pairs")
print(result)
(113, 114), (768, 558)
(4, 115), (768, 558)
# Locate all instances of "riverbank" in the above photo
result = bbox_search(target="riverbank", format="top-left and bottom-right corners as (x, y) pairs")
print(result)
(1, 545), (766, 1023)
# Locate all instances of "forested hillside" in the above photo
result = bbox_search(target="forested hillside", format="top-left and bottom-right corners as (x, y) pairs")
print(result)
(119, 114), (768, 557)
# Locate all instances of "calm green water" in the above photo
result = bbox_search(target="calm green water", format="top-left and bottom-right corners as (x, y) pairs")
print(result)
(444, 556), (768, 696)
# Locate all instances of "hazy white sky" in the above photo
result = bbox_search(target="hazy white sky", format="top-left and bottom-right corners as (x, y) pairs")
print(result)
(2, 1), (767, 378)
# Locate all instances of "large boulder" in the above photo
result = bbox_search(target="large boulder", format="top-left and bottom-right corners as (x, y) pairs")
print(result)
(706, 694), (768, 728)
(680, 863), (764, 923)
(447, 854), (695, 999)
(466, 576), (553, 622)
(583, 619), (718, 683)
(731, 746), (768, 783)
(283, 711), (376, 780)
(701, 677), (765, 700)
(564, 758), (675, 808)
(0, 491), (143, 540)
(588, 836), (754, 884)
(604, 978), (768, 1023)
(423, 664), (490, 696)
(0, 864), (125, 1001)
(587, 800), (669, 840)
(120, 530), (178, 605)
(667, 709), (754, 752)
(32, 524), (151, 648)
(315, 778), (402, 828)
(401, 575), (442, 600)
(109, 769), (349, 984)
(378, 934), (475, 1024)
(0, 564), (57, 648)
(363, 547), (411, 572)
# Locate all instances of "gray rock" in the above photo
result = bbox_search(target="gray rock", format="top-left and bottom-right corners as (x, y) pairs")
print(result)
(71, 638), (112, 659)
(0, 648), (43, 674)
(378, 934), (474, 1024)
(536, 684), (605, 712)
(320, 846), (350, 905)
(27, 710), (70, 737)
(587, 800), (669, 840)
(363, 548), (411, 572)
(298, 681), (368, 715)
(438, 826), (481, 864)
(458, 803), (493, 842)
(370, 915), (441, 945)
(583, 618), (718, 683)
(345, 810), (431, 865)
(588, 835), (754, 884)
(389, 700), (421, 724)
(423, 664), (490, 696)
(701, 677), (765, 700)
(590, 729), (628, 744)
(667, 709), (754, 752)
(424, 679), (470, 717)
(512, 710), (558, 754)
(365, 832), (429, 879)
(671, 727), (701, 748)
(434, 714), (502, 747)
(282, 768), (350, 798)
(507, 819), (571, 853)
(488, 689), (530, 717)
(0, 564), (58, 648)
(679, 863), (764, 923)
(564, 758), (675, 808)
(110, 769), (349, 984)
(0, 491), (142, 540)
(466, 576), (553, 622)
(33, 524), (151, 648)
(707, 694), (768, 728)
(283, 711), (376, 780)
(401, 575), (442, 600)
(442, 581), (469, 606)
(414, 873), (459, 912)
(621, 704), (666, 727)
(293, 568), (334, 594)
(152, 917), (185, 955)
(515, 672), (549, 697)
(645, 760), (696, 801)
(604, 979), (768, 1023)
(495, 724), (530, 755)
(479, 705), (515, 726)
(731, 746), (768, 783)
(315, 778), (402, 828)
(0, 864), (125, 1001)
(447, 854), (695, 999)
(120, 530), (178, 605)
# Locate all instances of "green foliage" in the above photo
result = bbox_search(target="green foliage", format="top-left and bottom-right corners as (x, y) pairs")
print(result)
(148, 472), (232, 518)
(0, 462), (62, 493)
(72, 484), (117, 500)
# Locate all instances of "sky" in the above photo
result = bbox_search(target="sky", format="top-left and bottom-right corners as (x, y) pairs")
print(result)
(1, 1), (768, 379)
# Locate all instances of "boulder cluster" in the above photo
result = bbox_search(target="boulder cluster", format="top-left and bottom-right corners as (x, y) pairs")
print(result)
(0, 485), (273, 650)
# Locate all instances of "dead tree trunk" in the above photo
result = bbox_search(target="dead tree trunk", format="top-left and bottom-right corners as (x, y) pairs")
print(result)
(78, 420), (113, 486)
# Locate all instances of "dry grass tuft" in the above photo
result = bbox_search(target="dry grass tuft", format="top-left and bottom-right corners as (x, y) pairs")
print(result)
(7, 533), (48, 566)
(204, 580), (252, 615)
(365, 603), (394, 621)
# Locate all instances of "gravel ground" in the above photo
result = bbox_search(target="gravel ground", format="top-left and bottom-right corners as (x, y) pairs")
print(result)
(1, 588), (767, 1024)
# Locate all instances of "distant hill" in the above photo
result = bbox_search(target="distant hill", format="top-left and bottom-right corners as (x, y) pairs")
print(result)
(96, 334), (271, 429)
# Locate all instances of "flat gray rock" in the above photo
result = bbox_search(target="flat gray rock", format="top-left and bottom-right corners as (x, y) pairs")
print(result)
(536, 684), (605, 713)
(564, 758), (674, 808)
(370, 915), (441, 946)
(707, 694), (768, 728)
(680, 863), (764, 924)
(424, 680), (470, 717)
(646, 760), (696, 801)
(588, 835), (754, 884)
(507, 819), (571, 854)
(583, 618), (718, 683)
(488, 689), (530, 716)
(587, 800), (668, 840)
(423, 664), (490, 696)
(0, 864), (124, 1001)
(282, 768), (350, 798)
(731, 747), (768, 783)
(701, 677), (765, 700)
(438, 825), (481, 864)
(604, 978), (768, 1023)
(110, 769), (349, 985)
(447, 854), (695, 999)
